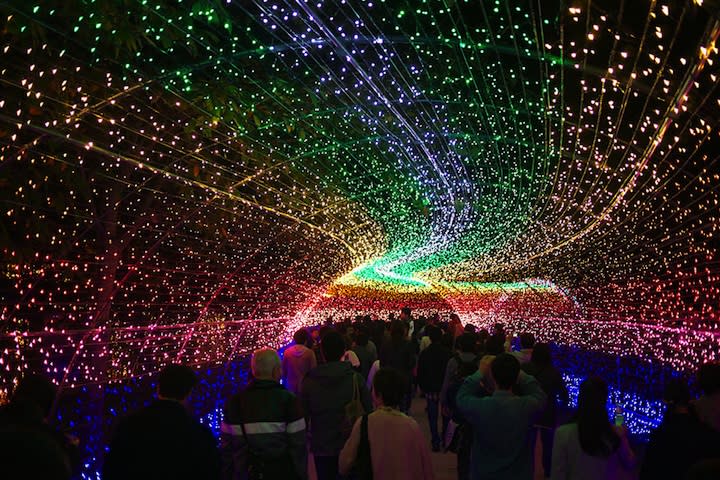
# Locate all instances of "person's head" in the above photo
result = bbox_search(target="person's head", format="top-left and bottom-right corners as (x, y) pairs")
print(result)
(320, 331), (346, 362)
(531, 343), (552, 367)
(400, 307), (411, 320)
(319, 325), (333, 340)
(485, 334), (505, 355)
(157, 364), (198, 403)
(293, 328), (309, 346)
(490, 354), (520, 390)
(464, 324), (477, 333)
(427, 325), (442, 343)
(12, 373), (56, 418)
(372, 368), (406, 408)
(389, 319), (406, 342)
(663, 378), (691, 408)
(577, 376), (618, 456)
(355, 329), (369, 347)
(311, 328), (320, 340)
(519, 332), (536, 350)
(450, 313), (461, 325)
(697, 362), (720, 395)
(456, 333), (477, 354)
(251, 348), (282, 381)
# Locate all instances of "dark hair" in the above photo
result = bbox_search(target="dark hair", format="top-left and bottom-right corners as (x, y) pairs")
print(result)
(319, 325), (333, 340)
(355, 329), (369, 347)
(697, 362), (720, 395)
(576, 376), (619, 456)
(464, 324), (477, 333)
(519, 332), (536, 349)
(389, 320), (406, 343)
(531, 343), (552, 367)
(157, 365), (197, 401)
(321, 331), (346, 362)
(491, 354), (520, 389)
(663, 378), (691, 406)
(401, 307), (411, 317)
(13, 374), (56, 417)
(456, 333), (477, 354)
(485, 334), (505, 355)
(427, 325), (442, 343)
(372, 368), (406, 408)
(293, 328), (309, 345)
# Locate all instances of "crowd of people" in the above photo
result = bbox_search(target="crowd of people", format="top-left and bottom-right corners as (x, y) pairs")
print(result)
(0, 308), (719, 480)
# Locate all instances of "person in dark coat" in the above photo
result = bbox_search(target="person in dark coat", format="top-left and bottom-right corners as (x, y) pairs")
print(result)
(302, 331), (372, 480)
(417, 325), (452, 451)
(521, 342), (568, 477)
(640, 379), (720, 480)
(379, 320), (416, 413)
(221, 348), (307, 480)
(0, 373), (78, 480)
(352, 327), (378, 381)
(103, 364), (220, 480)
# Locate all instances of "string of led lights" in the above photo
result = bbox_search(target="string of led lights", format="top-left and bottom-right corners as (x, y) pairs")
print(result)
(0, 0), (718, 436)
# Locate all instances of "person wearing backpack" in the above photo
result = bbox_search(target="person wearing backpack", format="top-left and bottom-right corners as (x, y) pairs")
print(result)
(221, 349), (307, 480)
(440, 333), (482, 479)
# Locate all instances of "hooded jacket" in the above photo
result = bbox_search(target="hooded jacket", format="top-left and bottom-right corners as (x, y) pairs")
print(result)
(301, 361), (372, 455)
(282, 344), (317, 395)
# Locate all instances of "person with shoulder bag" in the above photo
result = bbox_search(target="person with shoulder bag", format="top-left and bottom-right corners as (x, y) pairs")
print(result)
(340, 368), (434, 480)
(302, 331), (372, 480)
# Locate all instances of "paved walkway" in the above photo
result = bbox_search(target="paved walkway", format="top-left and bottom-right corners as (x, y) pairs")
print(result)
(408, 396), (457, 480)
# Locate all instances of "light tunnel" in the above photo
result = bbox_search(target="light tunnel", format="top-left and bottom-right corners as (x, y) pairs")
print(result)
(0, 0), (719, 475)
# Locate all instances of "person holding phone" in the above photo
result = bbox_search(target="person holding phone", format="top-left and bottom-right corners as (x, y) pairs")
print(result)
(551, 377), (635, 480)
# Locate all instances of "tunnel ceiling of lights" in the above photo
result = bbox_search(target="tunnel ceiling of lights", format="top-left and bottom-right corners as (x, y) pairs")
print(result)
(0, 0), (719, 389)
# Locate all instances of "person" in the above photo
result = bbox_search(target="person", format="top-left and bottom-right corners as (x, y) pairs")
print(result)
(512, 332), (535, 365)
(221, 348), (307, 480)
(302, 331), (372, 480)
(283, 328), (317, 395)
(366, 359), (380, 389)
(103, 364), (220, 480)
(352, 328), (378, 380)
(339, 368), (434, 480)
(449, 354), (494, 480)
(449, 313), (464, 340)
(640, 378), (720, 480)
(522, 343), (568, 477)
(551, 377), (635, 480)
(0, 373), (78, 480)
(379, 320), (416, 413)
(417, 325), (453, 451)
(694, 362), (720, 432)
(399, 306), (415, 341)
(485, 334), (506, 355)
(456, 353), (547, 480)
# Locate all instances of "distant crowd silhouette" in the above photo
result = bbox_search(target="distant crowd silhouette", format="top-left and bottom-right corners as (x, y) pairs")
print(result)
(1, 308), (719, 480)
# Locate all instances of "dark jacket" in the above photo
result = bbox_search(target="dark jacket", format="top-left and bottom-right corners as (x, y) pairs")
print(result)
(640, 410), (720, 480)
(352, 344), (377, 380)
(417, 343), (452, 393)
(301, 361), (372, 456)
(379, 339), (416, 379)
(221, 379), (307, 480)
(103, 399), (220, 480)
(0, 401), (77, 480)
(521, 362), (568, 427)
